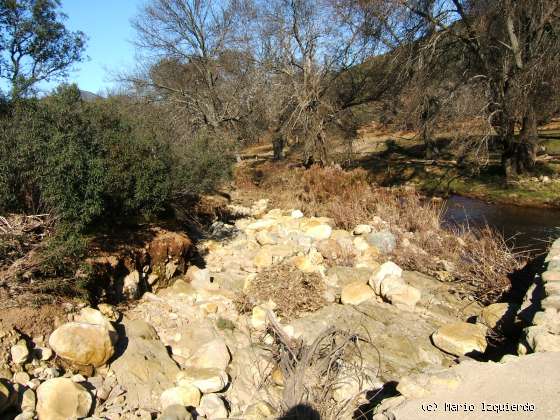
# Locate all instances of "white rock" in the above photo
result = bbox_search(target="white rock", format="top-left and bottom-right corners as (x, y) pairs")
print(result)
(199, 394), (228, 418)
(10, 340), (29, 364)
(431, 322), (488, 356)
(160, 385), (201, 409)
(176, 368), (229, 393)
(305, 224), (332, 240)
(123, 270), (141, 299)
(369, 261), (403, 294)
(353, 224), (372, 235)
(384, 284), (422, 308)
(341, 282), (375, 305)
(291, 210), (304, 219)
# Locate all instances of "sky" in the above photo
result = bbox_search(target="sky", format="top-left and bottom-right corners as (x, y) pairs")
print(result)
(53, 0), (145, 95)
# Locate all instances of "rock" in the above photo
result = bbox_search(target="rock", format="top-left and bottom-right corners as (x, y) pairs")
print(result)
(479, 302), (520, 333)
(176, 368), (228, 393)
(315, 239), (343, 260)
(13, 372), (30, 385)
(379, 274), (406, 297)
(341, 282), (375, 305)
(10, 340), (29, 364)
(255, 230), (278, 246)
(123, 270), (142, 299)
(353, 224), (372, 235)
(199, 394), (228, 418)
(111, 320), (180, 411)
(36, 378), (92, 420)
(20, 387), (36, 413)
(253, 248), (273, 268)
(271, 367), (284, 387)
(431, 322), (488, 356)
(147, 230), (192, 271)
(353, 236), (370, 252)
(159, 404), (193, 420)
(304, 223), (332, 240)
(160, 385), (201, 409)
(251, 305), (270, 330)
(369, 261), (403, 294)
(365, 231), (396, 254)
(34, 346), (53, 362)
(185, 266), (213, 289)
(48, 322), (116, 367)
(326, 266), (372, 288)
(382, 352), (560, 420)
(185, 338), (231, 370)
(292, 254), (322, 273)
(75, 307), (117, 333)
(384, 284), (421, 309)
(244, 401), (276, 419)
(291, 210), (304, 219)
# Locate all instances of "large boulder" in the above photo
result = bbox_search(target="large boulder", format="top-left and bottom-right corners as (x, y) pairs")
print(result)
(36, 378), (92, 420)
(48, 322), (116, 367)
(479, 302), (520, 334)
(111, 320), (181, 411)
(369, 262), (403, 294)
(431, 322), (488, 356)
(365, 231), (396, 254)
(199, 394), (228, 418)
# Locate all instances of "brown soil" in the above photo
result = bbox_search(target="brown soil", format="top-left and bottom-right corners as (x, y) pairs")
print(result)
(0, 302), (66, 338)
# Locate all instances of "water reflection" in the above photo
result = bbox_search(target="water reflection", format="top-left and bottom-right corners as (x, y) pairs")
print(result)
(442, 195), (560, 253)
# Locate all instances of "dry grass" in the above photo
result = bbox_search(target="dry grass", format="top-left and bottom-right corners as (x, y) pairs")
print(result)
(242, 264), (327, 320)
(235, 163), (523, 304)
(263, 314), (380, 419)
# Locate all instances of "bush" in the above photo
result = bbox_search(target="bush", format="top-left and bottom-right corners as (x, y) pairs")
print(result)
(0, 85), (173, 229)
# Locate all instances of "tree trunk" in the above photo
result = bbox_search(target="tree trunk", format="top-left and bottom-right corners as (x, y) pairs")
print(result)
(502, 108), (538, 177)
(421, 124), (438, 159)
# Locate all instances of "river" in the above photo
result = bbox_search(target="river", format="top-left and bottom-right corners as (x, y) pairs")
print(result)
(442, 195), (560, 254)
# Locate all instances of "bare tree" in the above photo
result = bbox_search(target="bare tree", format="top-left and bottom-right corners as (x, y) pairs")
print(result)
(131, 0), (269, 141)
(381, 0), (560, 177)
(252, 0), (386, 164)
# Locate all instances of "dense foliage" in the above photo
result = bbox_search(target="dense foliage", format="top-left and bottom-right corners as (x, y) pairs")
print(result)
(0, 84), (233, 228)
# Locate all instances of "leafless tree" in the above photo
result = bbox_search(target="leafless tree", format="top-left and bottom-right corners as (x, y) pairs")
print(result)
(377, 0), (560, 176)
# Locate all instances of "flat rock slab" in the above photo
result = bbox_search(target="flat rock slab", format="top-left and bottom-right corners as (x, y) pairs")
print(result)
(383, 352), (560, 420)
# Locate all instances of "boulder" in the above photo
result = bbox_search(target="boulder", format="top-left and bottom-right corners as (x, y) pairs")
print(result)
(176, 368), (229, 393)
(199, 394), (228, 418)
(185, 266), (214, 289)
(36, 378), (92, 420)
(244, 401), (277, 419)
(184, 338), (231, 370)
(48, 322), (116, 367)
(159, 404), (193, 420)
(369, 262), (403, 294)
(147, 230), (192, 270)
(304, 223), (332, 240)
(384, 284), (422, 309)
(431, 322), (488, 356)
(123, 270), (141, 299)
(10, 339), (29, 365)
(341, 282), (375, 305)
(111, 320), (181, 411)
(365, 230), (396, 254)
(316, 239), (344, 260)
(160, 385), (201, 409)
(291, 210), (304, 219)
(75, 307), (116, 332)
(353, 224), (372, 235)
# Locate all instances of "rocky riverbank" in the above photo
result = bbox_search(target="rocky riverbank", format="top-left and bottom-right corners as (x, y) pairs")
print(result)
(0, 201), (557, 419)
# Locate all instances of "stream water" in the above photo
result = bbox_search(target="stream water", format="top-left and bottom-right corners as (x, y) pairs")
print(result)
(442, 195), (560, 254)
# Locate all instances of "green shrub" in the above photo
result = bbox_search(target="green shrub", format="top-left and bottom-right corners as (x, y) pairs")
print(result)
(0, 85), (173, 229)
(171, 130), (235, 195)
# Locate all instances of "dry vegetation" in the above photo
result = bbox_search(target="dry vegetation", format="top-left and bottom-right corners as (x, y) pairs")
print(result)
(240, 265), (327, 320)
(236, 163), (522, 303)
(264, 314), (380, 420)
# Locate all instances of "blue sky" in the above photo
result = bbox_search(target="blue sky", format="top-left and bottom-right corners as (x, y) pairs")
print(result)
(55, 0), (144, 94)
